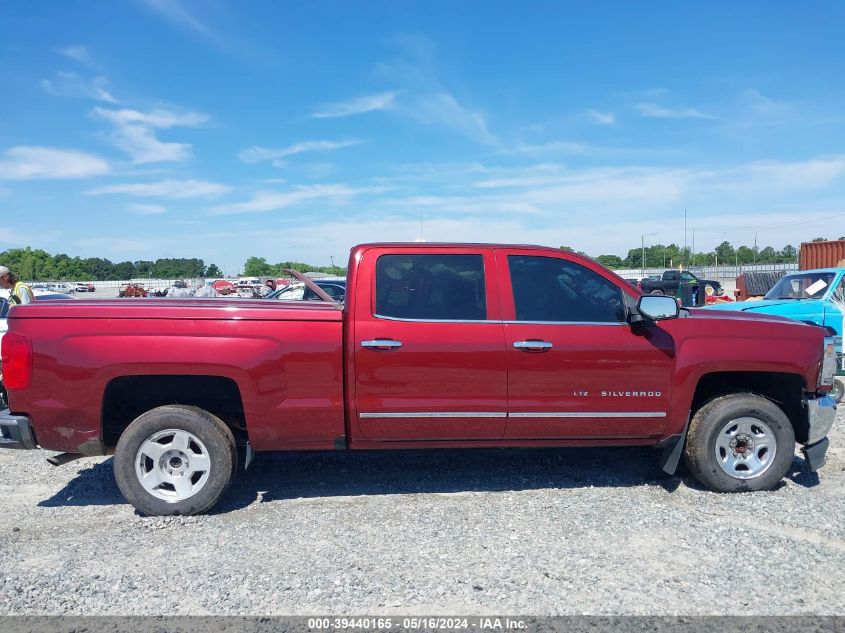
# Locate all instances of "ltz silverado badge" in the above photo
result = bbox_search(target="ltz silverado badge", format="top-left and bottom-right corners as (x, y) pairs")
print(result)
(572, 391), (663, 397)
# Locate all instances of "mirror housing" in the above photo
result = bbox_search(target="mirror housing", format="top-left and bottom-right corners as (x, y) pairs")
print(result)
(635, 295), (680, 323)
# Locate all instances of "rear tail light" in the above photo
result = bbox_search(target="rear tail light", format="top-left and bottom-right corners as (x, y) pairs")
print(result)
(1, 333), (32, 391)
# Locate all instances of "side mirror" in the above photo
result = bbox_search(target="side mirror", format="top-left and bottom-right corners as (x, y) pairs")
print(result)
(636, 295), (679, 322)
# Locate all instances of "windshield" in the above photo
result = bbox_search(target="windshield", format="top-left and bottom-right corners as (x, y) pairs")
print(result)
(764, 272), (836, 300)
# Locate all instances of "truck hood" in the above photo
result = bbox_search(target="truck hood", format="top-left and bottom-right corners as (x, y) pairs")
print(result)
(687, 306), (798, 325)
(703, 298), (823, 318)
(5, 298), (343, 322)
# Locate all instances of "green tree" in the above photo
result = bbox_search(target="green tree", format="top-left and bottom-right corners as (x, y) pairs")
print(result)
(205, 263), (223, 277)
(757, 246), (778, 264)
(779, 245), (797, 262)
(714, 241), (735, 264)
(736, 246), (756, 265)
(243, 257), (274, 277)
(595, 255), (623, 268)
(113, 261), (136, 280)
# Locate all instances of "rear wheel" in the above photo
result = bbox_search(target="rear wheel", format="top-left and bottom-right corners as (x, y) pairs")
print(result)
(114, 405), (237, 516)
(684, 393), (794, 492)
(649, 289), (664, 295)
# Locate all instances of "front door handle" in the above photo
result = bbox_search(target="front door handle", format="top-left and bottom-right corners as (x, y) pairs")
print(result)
(513, 340), (553, 352)
(361, 339), (403, 351)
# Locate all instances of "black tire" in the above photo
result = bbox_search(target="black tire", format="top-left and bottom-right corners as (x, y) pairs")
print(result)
(649, 289), (664, 295)
(113, 405), (237, 516)
(684, 393), (794, 492)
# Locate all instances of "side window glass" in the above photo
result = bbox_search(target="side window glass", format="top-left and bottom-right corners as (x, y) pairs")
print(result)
(278, 285), (305, 301)
(376, 254), (487, 320)
(835, 278), (845, 303)
(508, 255), (625, 323)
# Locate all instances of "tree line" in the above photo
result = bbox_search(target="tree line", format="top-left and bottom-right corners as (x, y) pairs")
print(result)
(242, 256), (346, 278)
(0, 247), (222, 281)
(564, 236), (845, 270)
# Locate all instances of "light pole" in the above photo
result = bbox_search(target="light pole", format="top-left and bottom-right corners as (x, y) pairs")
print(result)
(641, 232), (656, 278)
(641, 235), (645, 279)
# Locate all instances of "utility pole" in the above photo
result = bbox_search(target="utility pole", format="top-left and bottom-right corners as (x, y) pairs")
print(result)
(684, 208), (687, 265)
(641, 235), (646, 279)
(692, 229), (696, 267)
(753, 232), (758, 265)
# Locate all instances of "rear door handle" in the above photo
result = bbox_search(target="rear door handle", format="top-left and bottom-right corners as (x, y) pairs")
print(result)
(361, 339), (403, 350)
(513, 340), (553, 352)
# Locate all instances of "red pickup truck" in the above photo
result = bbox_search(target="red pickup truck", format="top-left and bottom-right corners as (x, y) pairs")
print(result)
(0, 243), (838, 515)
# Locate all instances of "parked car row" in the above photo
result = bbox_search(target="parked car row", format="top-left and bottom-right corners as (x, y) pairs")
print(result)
(29, 282), (95, 294)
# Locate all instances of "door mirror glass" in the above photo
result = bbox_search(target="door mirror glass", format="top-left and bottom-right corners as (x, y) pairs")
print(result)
(637, 295), (679, 321)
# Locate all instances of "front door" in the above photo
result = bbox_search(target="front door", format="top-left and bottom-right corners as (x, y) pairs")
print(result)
(353, 249), (508, 441)
(500, 251), (675, 439)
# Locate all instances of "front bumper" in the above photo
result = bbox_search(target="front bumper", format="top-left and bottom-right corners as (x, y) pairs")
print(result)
(806, 395), (836, 445)
(802, 395), (836, 472)
(0, 409), (37, 450)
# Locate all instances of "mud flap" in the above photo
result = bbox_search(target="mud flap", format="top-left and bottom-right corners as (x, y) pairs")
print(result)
(658, 414), (691, 475)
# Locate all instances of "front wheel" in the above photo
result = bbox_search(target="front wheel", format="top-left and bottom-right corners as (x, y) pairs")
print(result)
(684, 393), (794, 492)
(649, 289), (664, 295)
(114, 405), (237, 516)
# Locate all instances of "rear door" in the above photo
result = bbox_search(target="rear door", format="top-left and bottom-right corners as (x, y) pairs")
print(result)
(351, 248), (507, 441)
(500, 249), (675, 439)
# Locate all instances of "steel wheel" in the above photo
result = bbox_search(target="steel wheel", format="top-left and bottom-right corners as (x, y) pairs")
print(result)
(135, 428), (211, 502)
(832, 378), (844, 404)
(714, 416), (777, 480)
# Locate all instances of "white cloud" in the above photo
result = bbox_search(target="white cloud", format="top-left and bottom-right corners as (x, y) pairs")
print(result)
(508, 141), (590, 156)
(0, 146), (109, 180)
(209, 184), (384, 215)
(56, 45), (95, 67)
(724, 156), (845, 192)
(91, 107), (207, 128)
(311, 91), (399, 118)
(408, 91), (497, 145)
(636, 103), (715, 120)
(91, 107), (208, 164)
(237, 139), (365, 164)
(129, 203), (166, 215)
(87, 179), (231, 199)
(41, 72), (117, 103)
(141, 0), (217, 39)
(587, 109), (615, 126)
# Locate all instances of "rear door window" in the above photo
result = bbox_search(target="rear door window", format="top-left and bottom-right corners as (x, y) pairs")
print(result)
(375, 254), (486, 320)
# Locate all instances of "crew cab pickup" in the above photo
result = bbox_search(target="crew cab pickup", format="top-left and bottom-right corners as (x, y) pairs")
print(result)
(0, 243), (838, 515)
(639, 270), (723, 305)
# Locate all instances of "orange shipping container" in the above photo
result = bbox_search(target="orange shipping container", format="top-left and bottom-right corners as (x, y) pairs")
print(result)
(799, 240), (845, 270)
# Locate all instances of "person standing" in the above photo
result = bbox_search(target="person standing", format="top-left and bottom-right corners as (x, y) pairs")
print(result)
(0, 266), (35, 305)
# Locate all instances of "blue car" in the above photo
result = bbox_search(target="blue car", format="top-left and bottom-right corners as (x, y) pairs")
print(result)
(706, 268), (844, 401)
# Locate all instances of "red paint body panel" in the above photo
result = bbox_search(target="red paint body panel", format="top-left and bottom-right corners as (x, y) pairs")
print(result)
(350, 248), (507, 440)
(8, 300), (344, 452)
(4, 243), (827, 455)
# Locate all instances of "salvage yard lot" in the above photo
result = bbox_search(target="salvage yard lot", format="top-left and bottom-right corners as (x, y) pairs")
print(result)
(0, 411), (842, 616)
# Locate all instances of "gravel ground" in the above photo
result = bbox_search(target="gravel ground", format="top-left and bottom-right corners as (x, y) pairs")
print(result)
(0, 410), (842, 616)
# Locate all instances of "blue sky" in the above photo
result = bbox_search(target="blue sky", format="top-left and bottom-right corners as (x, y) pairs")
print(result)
(1, 1), (844, 274)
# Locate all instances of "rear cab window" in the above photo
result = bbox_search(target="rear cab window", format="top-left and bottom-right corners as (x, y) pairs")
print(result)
(375, 254), (487, 320)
